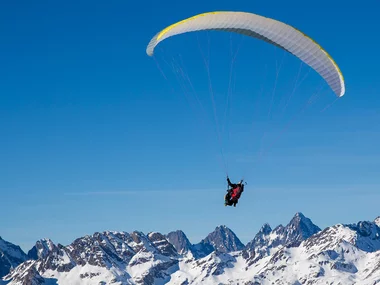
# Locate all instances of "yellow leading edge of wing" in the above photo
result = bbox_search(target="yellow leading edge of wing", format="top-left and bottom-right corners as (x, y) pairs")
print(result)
(156, 12), (223, 41)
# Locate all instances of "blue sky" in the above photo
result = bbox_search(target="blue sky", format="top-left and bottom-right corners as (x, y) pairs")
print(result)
(1, 0), (380, 251)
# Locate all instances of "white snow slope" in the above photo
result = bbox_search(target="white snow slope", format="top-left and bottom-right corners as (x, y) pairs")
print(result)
(2, 215), (380, 285)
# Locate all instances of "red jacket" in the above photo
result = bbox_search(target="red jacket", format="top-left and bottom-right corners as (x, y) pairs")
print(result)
(231, 185), (243, 200)
(227, 177), (244, 201)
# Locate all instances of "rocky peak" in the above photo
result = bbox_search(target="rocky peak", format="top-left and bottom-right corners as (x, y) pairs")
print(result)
(3, 215), (380, 285)
(244, 213), (321, 265)
(193, 225), (245, 259)
(244, 223), (275, 262)
(258, 223), (272, 236)
(346, 220), (380, 252)
(204, 225), (245, 252)
(147, 232), (178, 257)
(281, 212), (321, 246)
(0, 236), (28, 263)
(165, 230), (192, 255)
(27, 238), (56, 260)
(0, 236), (28, 278)
(245, 223), (272, 251)
(304, 219), (380, 254)
(3, 260), (43, 285)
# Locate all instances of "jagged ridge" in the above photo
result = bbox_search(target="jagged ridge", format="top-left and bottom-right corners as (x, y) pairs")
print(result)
(2, 212), (380, 285)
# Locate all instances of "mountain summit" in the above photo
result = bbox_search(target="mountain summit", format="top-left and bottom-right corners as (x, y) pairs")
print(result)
(165, 230), (192, 255)
(0, 236), (28, 278)
(244, 212), (321, 263)
(284, 212), (322, 246)
(192, 225), (245, 258)
(2, 213), (380, 285)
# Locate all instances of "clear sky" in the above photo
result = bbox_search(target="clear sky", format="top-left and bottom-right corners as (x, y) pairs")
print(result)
(1, 0), (380, 252)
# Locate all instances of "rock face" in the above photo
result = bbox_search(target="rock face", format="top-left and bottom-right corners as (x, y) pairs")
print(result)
(304, 220), (380, 253)
(244, 212), (321, 264)
(165, 230), (193, 255)
(3, 231), (179, 285)
(0, 236), (28, 278)
(166, 225), (245, 259)
(4, 260), (45, 285)
(2, 213), (380, 285)
(193, 225), (245, 259)
(27, 239), (56, 260)
(250, 220), (380, 285)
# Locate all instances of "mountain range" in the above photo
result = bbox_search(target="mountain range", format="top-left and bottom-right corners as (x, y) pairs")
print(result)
(1, 212), (379, 284)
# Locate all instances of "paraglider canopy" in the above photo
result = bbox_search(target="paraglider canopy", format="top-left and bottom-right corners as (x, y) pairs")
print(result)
(146, 11), (345, 97)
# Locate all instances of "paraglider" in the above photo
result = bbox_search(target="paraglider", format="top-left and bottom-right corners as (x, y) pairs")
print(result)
(225, 177), (245, 207)
(146, 11), (346, 208)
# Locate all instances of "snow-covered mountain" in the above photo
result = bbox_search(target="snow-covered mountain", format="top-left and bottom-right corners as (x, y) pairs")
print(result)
(2, 212), (380, 285)
(4, 231), (180, 285)
(27, 239), (56, 261)
(248, 219), (380, 285)
(0, 236), (28, 278)
(166, 225), (245, 260)
(192, 225), (245, 259)
(243, 212), (321, 264)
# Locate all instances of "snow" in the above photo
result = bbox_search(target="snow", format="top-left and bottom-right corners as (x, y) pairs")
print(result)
(268, 230), (281, 242)
(60, 250), (71, 265)
(166, 222), (380, 285)
(43, 264), (126, 285)
(168, 252), (271, 285)
(127, 251), (155, 278)
(246, 239), (377, 285)
(2, 214), (380, 285)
